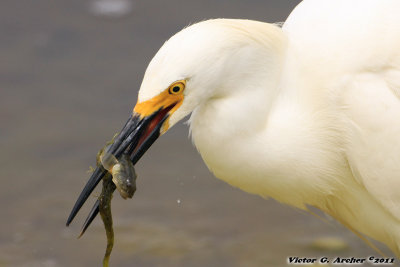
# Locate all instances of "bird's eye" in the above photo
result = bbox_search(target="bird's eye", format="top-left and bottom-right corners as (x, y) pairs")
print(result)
(168, 81), (185, 95)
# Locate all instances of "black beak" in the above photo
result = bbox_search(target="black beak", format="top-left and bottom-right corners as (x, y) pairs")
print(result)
(66, 104), (176, 233)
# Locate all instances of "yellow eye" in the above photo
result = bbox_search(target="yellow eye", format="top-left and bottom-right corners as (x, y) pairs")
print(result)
(168, 81), (185, 95)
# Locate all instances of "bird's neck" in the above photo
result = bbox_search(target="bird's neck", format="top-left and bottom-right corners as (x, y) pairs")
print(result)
(190, 23), (288, 137)
(188, 26), (294, 197)
(188, 28), (348, 209)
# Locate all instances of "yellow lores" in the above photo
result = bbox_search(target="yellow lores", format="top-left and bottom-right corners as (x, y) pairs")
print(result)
(134, 80), (185, 133)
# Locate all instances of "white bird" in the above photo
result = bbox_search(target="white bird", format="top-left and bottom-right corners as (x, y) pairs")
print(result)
(68, 0), (400, 257)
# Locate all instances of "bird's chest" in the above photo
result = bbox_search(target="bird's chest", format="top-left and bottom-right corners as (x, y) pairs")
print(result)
(189, 104), (264, 190)
(191, 123), (265, 196)
(190, 107), (294, 205)
(189, 103), (346, 209)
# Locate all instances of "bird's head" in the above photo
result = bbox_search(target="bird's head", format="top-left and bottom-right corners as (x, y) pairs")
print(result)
(67, 19), (286, 227)
(137, 18), (286, 131)
(135, 19), (259, 132)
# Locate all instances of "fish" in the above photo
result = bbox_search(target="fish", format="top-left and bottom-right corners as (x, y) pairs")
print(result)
(95, 137), (138, 267)
(100, 146), (137, 199)
(74, 134), (138, 266)
(110, 154), (137, 199)
(99, 172), (115, 267)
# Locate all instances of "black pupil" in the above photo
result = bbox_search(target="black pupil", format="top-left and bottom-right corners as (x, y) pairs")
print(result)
(172, 86), (180, 93)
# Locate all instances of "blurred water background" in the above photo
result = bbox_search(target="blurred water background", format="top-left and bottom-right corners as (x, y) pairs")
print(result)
(0, 0), (389, 266)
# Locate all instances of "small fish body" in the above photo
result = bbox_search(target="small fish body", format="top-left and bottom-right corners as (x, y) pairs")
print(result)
(111, 154), (137, 199)
(99, 172), (115, 267)
(77, 135), (138, 266)
(100, 148), (137, 199)
(95, 137), (138, 266)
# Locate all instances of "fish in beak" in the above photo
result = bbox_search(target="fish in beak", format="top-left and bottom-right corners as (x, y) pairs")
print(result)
(66, 80), (186, 232)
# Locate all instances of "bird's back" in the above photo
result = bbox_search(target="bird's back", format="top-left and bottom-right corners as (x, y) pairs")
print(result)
(282, 0), (400, 253)
(283, 0), (400, 81)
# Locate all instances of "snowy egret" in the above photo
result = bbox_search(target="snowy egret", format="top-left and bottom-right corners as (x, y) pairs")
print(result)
(68, 0), (400, 256)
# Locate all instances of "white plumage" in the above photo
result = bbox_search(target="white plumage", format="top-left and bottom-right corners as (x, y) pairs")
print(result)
(137, 0), (400, 255)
